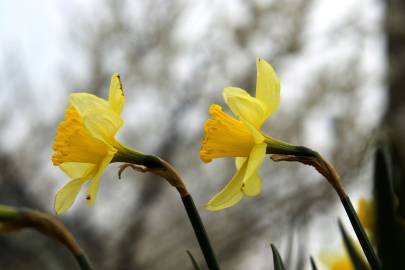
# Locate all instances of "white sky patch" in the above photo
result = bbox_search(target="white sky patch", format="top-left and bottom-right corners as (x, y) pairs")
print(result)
(174, 1), (215, 45)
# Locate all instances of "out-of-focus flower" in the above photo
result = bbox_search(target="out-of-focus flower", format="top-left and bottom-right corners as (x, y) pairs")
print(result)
(357, 197), (375, 233)
(52, 73), (142, 214)
(200, 59), (284, 210)
(320, 251), (354, 270)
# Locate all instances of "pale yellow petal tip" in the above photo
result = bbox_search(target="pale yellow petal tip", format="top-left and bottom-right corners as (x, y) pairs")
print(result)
(205, 198), (233, 211)
(205, 203), (223, 211)
(256, 58), (276, 74)
(54, 205), (63, 215)
(109, 73), (125, 114)
(54, 197), (70, 215)
(205, 195), (229, 211)
(205, 191), (244, 211)
(111, 73), (123, 94)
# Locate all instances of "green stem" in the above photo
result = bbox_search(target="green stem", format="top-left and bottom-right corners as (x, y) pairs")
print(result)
(115, 152), (219, 270)
(265, 137), (319, 158)
(182, 195), (220, 270)
(267, 145), (379, 269)
(75, 254), (93, 270)
(341, 196), (381, 270)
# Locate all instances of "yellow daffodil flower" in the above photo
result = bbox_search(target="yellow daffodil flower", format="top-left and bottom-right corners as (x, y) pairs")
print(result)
(320, 251), (355, 270)
(200, 58), (290, 210)
(357, 197), (375, 233)
(52, 73), (143, 214)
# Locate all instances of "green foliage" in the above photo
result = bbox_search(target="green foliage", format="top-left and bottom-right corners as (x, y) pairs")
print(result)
(186, 250), (201, 270)
(338, 220), (369, 270)
(270, 244), (286, 270)
(374, 145), (405, 269)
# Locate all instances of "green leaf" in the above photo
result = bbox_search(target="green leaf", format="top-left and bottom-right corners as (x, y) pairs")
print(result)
(186, 250), (201, 270)
(270, 244), (286, 270)
(309, 256), (318, 270)
(374, 148), (405, 269)
(338, 220), (369, 270)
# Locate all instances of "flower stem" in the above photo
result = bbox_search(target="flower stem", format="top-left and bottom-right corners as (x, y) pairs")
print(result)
(182, 195), (220, 270)
(0, 206), (93, 270)
(269, 152), (380, 269)
(340, 196), (381, 270)
(75, 254), (93, 270)
(116, 156), (220, 270)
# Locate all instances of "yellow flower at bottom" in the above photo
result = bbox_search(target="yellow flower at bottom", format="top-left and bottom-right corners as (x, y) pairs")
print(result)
(322, 254), (354, 270)
(356, 197), (375, 233)
(200, 59), (281, 210)
(52, 73), (137, 214)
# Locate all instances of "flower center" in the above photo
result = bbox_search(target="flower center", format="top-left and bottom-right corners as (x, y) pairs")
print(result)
(200, 104), (255, 163)
(52, 106), (109, 165)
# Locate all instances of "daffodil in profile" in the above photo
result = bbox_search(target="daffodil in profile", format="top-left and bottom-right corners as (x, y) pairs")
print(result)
(52, 73), (143, 214)
(200, 59), (301, 210)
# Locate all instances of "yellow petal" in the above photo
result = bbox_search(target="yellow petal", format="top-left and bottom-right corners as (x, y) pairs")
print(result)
(85, 152), (115, 207)
(108, 73), (125, 114)
(82, 110), (123, 145)
(69, 93), (123, 144)
(54, 177), (89, 214)
(223, 87), (267, 128)
(243, 121), (266, 144)
(69, 93), (109, 113)
(255, 58), (280, 116)
(242, 172), (261, 196)
(206, 160), (248, 211)
(60, 162), (96, 179)
(241, 143), (266, 196)
(235, 157), (246, 170)
(244, 143), (266, 180)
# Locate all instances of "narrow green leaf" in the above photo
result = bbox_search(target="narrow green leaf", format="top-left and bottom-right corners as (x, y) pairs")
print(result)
(186, 250), (201, 270)
(270, 244), (286, 270)
(374, 148), (405, 269)
(338, 220), (369, 270)
(340, 197), (380, 269)
(309, 256), (318, 270)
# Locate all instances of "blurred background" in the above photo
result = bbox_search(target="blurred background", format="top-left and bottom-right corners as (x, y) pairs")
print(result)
(1, 0), (403, 269)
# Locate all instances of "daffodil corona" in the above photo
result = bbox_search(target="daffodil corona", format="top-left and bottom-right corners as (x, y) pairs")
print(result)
(201, 59), (299, 210)
(52, 74), (143, 214)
